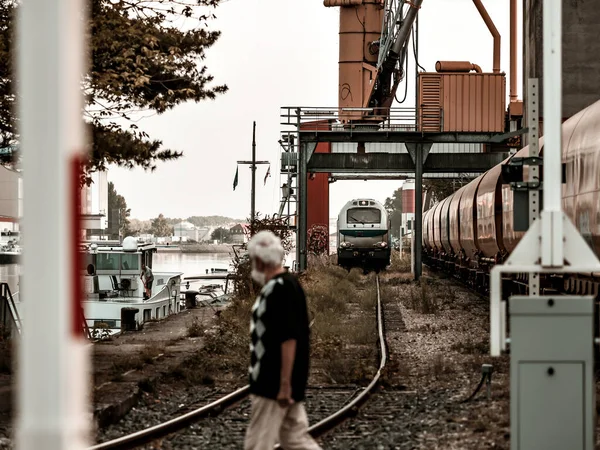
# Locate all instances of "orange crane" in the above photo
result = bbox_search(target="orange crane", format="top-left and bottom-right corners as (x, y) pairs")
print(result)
(324, 0), (422, 122)
(325, 0), (522, 134)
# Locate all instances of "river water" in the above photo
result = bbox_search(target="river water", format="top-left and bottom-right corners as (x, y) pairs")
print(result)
(0, 252), (235, 294)
(152, 252), (233, 279)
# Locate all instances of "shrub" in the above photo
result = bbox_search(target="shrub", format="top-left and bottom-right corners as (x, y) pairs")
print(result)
(409, 280), (438, 314)
(389, 250), (411, 273)
(186, 317), (205, 338)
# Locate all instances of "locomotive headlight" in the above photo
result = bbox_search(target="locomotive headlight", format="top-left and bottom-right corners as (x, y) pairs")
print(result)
(373, 242), (388, 248)
(340, 242), (352, 248)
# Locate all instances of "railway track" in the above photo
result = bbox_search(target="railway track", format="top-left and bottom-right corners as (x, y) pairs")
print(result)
(91, 275), (387, 450)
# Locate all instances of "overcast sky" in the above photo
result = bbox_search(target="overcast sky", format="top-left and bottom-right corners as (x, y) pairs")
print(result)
(108, 0), (522, 221)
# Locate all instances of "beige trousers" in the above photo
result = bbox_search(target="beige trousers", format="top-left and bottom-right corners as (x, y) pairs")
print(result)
(244, 395), (322, 450)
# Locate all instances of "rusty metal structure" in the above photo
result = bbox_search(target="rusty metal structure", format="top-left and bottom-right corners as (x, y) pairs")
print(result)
(415, 0), (524, 134)
(325, 0), (422, 122)
(418, 71), (506, 132)
(278, 0), (527, 275)
(280, 108), (512, 274)
(326, 0), (523, 130)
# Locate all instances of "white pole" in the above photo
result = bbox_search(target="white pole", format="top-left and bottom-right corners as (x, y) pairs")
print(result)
(17, 0), (90, 448)
(542, 0), (562, 213)
(541, 0), (563, 267)
(410, 229), (414, 275)
(399, 227), (403, 258)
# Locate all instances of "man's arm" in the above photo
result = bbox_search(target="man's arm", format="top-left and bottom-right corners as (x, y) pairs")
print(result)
(278, 339), (296, 406)
(281, 339), (296, 383)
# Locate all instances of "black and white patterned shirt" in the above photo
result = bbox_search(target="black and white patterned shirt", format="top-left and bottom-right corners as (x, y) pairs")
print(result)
(249, 273), (310, 402)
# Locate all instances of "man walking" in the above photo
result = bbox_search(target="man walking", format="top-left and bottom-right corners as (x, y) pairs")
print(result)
(244, 231), (321, 450)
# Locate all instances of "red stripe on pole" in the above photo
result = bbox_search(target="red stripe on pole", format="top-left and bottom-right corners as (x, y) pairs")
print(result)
(70, 156), (84, 338)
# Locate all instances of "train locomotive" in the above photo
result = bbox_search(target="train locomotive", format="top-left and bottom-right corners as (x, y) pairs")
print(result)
(337, 199), (391, 270)
(422, 99), (600, 295)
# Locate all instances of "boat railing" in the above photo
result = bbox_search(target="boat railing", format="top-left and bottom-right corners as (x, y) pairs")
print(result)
(0, 283), (22, 337)
(145, 284), (174, 304)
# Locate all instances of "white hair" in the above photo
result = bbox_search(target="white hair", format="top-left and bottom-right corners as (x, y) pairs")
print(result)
(247, 230), (285, 267)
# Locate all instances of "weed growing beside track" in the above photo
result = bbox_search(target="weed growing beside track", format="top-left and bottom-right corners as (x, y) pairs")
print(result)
(167, 255), (383, 389)
(301, 259), (379, 385)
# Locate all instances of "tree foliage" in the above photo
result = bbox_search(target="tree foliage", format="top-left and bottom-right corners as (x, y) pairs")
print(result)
(244, 215), (293, 253)
(232, 214), (294, 300)
(150, 213), (173, 237)
(424, 178), (471, 205)
(384, 187), (403, 238)
(0, 0), (227, 177)
(307, 224), (329, 256)
(107, 181), (131, 239)
(188, 215), (240, 227)
(210, 226), (231, 243)
(0, 1), (15, 149)
(128, 218), (150, 236)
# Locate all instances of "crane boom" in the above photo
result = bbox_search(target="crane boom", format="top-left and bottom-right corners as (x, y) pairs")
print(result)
(325, 0), (422, 122)
(369, 0), (423, 113)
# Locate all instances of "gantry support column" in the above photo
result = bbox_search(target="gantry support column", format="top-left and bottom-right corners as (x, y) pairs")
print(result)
(297, 139), (307, 271)
(406, 143), (432, 281)
(296, 137), (317, 272)
(414, 149), (423, 280)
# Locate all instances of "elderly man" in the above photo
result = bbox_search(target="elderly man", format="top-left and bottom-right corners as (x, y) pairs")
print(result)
(244, 231), (321, 450)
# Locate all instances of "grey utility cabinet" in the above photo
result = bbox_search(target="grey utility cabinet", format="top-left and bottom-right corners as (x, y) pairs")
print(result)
(509, 296), (595, 450)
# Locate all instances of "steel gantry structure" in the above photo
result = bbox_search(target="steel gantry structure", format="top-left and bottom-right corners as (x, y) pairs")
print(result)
(280, 107), (519, 277)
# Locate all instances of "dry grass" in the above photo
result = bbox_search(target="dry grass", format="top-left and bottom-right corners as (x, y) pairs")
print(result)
(109, 356), (144, 381)
(140, 345), (164, 364)
(186, 317), (205, 338)
(347, 267), (363, 284)
(138, 377), (158, 394)
(323, 356), (373, 385)
(168, 294), (253, 385)
(166, 257), (380, 387)
(389, 250), (412, 273)
(430, 353), (453, 378)
(303, 259), (379, 384)
(451, 337), (489, 355)
(378, 284), (398, 305)
(408, 279), (439, 314)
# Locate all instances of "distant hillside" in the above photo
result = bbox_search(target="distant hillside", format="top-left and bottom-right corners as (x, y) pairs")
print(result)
(129, 215), (244, 233)
(185, 216), (244, 227)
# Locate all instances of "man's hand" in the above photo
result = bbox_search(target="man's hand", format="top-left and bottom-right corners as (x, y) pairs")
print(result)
(277, 381), (294, 408)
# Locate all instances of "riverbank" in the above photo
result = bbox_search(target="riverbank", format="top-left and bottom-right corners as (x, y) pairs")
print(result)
(157, 244), (234, 254)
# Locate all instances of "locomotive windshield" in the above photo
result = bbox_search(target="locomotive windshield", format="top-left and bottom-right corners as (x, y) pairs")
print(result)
(347, 207), (381, 224)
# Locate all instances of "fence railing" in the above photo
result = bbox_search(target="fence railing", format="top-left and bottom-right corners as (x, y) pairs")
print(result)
(280, 106), (443, 132)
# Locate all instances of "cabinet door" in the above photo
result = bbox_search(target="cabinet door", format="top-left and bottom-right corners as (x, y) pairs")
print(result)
(518, 362), (584, 450)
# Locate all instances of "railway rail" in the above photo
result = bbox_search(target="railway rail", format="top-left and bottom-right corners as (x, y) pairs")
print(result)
(90, 276), (387, 450)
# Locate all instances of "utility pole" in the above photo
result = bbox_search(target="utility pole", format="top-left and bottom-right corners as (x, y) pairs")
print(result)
(237, 122), (269, 235)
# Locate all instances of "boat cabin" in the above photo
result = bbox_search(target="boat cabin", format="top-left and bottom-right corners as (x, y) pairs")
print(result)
(81, 237), (182, 332)
(82, 240), (156, 300)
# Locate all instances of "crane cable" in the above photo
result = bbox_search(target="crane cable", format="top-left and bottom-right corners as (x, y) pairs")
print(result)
(394, 53), (410, 104)
(412, 26), (426, 72)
